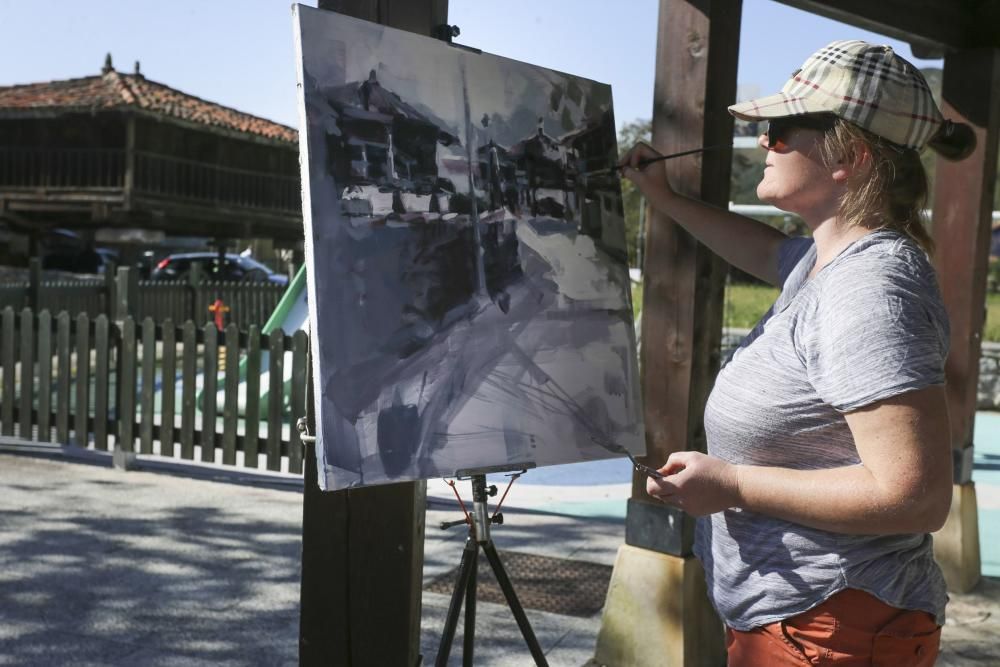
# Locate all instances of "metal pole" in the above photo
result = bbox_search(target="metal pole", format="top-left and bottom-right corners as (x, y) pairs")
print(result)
(471, 473), (491, 543)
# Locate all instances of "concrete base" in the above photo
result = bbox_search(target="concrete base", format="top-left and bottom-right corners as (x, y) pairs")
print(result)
(591, 545), (725, 667)
(112, 446), (137, 471)
(934, 482), (981, 594)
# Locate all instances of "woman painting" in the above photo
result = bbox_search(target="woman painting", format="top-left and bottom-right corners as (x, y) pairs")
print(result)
(621, 40), (975, 665)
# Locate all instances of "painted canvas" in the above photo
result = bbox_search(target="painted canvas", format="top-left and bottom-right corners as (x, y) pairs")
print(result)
(292, 5), (645, 490)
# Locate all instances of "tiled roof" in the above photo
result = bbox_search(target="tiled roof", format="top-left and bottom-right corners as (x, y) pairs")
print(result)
(325, 70), (459, 145)
(0, 63), (297, 144)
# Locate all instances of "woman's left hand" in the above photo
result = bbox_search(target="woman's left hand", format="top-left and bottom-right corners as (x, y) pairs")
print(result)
(645, 451), (741, 516)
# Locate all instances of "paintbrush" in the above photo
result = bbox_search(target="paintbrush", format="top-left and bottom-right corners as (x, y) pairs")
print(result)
(582, 144), (730, 178)
(590, 436), (666, 480)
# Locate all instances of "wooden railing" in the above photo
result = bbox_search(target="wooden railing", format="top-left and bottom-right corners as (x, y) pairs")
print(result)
(0, 147), (125, 189)
(133, 151), (300, 212)
(0, 278), (110, 319)
(0, 270), (285, 329)
(0, 307), (308, 474)
(0, 146), (300, 213)
(136, 280), (286, 329)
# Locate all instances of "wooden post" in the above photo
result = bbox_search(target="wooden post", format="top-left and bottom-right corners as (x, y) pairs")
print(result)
(594, 1), (738, 665)
(931, 47), (1000, 594)
(1, 308), (14, 437)
(104, 267), (116, 318)
(123, 113), (136, 211)
(113, 267), (139, 469)
(73, 312), (90, 447)
(299, 2), (447, 665)
(201, 322), (218, 464)
(93, 315), (109, 451)
(28, 257), (41, 313)
(114, 266), (138, 323)
(117, 316), (137, 461)
(18, 309), (34, 439)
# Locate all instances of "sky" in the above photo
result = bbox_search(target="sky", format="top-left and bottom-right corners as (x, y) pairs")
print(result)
(0, 0), (943, 132)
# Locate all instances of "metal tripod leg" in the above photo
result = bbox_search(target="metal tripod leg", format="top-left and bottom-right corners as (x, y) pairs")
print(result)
(482, 539), (549, 666)
(436, 535), (477, 667)
(435, 474), (547, 666)
(463, 543), (477, 667)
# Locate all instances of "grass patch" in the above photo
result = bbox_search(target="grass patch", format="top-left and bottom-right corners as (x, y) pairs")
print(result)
(724, 283), (779, 329)
(634, 280), (1000, 343)
(987, 293), (1000, 343)
(631, 281), (642, 322)
(630, 280), (777, 330)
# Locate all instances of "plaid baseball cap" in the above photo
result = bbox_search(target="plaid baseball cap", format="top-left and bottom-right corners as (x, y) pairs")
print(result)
(728, 40), (943, 150)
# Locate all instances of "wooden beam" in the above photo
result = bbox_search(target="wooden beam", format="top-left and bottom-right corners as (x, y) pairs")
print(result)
(933, 48), (1000, 459)
(300, 445), (428, 665)
(320, 0), (449, 37)
(930, 47), (1000, 593)
(299, 441), (352, 665)
(770, 0), (987, 51)
(123, 114), (136, 211)
(630, 0), (736, 524)
(597, 1), (736, 664)
(300, 2), (448, 666)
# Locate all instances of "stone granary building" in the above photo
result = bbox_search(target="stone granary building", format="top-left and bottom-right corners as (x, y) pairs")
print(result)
(0, 55), (302, 267)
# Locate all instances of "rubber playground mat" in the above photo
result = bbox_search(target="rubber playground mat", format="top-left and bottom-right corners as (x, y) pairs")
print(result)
(425, 550), (613, 618)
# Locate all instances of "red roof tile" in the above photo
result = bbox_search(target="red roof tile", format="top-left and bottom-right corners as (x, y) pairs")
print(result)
(0, 67), (297, 144)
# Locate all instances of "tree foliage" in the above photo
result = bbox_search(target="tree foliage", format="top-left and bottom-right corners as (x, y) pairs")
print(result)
(730, 149), (765, 205)
(616, 118), (652, 267)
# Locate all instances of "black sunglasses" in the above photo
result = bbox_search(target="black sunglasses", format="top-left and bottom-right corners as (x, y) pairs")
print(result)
(765, 114), (837, 149)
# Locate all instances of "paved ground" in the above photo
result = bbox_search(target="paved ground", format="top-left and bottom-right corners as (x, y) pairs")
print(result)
(0, 450), (618, 667)
(0, 448), (998, 666)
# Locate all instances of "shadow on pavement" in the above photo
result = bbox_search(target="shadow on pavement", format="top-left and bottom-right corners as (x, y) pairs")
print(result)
(0, 454), (302, 666)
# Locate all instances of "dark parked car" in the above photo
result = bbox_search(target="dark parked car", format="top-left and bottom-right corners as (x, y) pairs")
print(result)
(151, 253), (289, 285)
(40, 228), (119, 275)
(42, 246), (119, 275)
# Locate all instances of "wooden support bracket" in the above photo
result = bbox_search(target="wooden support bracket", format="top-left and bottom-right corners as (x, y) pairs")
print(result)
(934, 483), (982, 594)
(592, 546), (725, 667)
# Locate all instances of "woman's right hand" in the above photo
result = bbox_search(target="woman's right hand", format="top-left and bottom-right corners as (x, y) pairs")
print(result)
(619, 141), (675, 202)
(617, 140), (786, 286)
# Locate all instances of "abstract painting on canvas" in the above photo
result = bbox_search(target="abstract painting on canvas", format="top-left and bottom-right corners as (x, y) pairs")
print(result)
(292, 4), (644, 489)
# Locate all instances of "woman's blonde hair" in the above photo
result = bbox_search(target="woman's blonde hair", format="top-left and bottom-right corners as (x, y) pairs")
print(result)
(817, 119), (934, 254)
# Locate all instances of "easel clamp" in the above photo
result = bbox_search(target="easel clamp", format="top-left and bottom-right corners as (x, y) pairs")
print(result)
(296, 417), (316, 445)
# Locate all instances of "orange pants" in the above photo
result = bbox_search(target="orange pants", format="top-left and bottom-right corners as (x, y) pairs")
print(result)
(726, 588), (941, 666)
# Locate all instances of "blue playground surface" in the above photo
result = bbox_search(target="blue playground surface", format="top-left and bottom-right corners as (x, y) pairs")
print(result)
(975, 412), (1000, 577)
(493, 412), (1000, 577)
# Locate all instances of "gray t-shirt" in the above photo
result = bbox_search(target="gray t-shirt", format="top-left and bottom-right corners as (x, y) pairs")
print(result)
(695, 230), (950, 631)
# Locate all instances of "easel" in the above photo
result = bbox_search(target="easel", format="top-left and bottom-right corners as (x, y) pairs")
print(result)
(435, 472), (548, 667)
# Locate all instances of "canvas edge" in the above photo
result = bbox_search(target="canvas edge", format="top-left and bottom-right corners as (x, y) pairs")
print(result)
(290, 3), (333, 491)
(605, 88), (648, 459)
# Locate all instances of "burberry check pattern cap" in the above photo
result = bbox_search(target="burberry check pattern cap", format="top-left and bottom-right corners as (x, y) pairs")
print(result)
(728, 40), (944, 150)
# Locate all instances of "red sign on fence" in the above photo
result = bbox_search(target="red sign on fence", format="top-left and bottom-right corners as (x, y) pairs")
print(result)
(208, 299), (230, 331)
